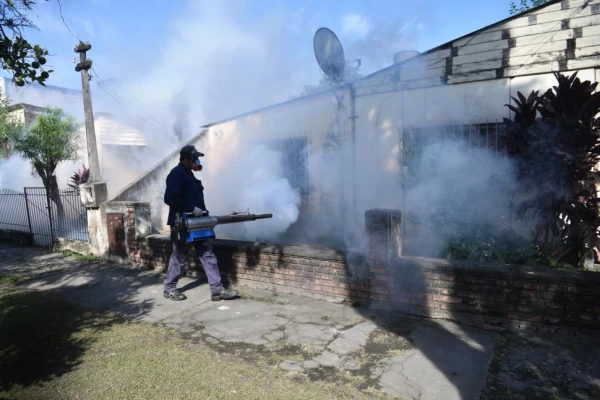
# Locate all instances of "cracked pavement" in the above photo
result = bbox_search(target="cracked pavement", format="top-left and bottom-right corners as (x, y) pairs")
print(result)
(2, 243), (600, 399)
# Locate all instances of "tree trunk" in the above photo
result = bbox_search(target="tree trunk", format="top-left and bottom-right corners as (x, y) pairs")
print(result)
(47, 174), (65, 237)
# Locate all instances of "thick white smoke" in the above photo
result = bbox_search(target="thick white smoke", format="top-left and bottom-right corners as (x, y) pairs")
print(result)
(0, 155), (84, 190)
(195, 127), (301, 241)
(402, 137), (523, 257)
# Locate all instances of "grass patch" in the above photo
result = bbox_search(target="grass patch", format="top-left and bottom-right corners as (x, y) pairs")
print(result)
(0, 286), (390, 400)
(60, 250), (96, 262)
(0, 273), (22, 286)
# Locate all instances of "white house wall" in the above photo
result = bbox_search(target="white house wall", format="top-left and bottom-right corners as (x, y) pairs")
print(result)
(354, 91), (403, 226)
(108, 66), (600, 246)
(510, 67), (596, 102)
(423, 79), (511, 125)
(111, 91), (344, 237)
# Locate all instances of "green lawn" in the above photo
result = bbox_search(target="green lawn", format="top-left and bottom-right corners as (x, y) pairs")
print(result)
(0, 275), (389, 400)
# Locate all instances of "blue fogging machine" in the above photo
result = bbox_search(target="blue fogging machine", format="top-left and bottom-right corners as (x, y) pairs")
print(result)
(172, 210), (273, 243)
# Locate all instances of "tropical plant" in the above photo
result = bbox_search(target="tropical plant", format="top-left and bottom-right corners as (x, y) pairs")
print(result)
(503, 72), (600, 267)
(68, 164), (89, 191)
(444, 225), (564, 267)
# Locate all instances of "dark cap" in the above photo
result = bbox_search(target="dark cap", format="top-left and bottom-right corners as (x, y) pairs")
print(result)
(180, 145), (204, 158)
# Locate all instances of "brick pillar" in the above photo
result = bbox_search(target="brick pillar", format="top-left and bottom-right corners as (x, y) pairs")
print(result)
(103, 201), (152, 264)
(125, 205), (137, 259)
(365, 209), (402, 266)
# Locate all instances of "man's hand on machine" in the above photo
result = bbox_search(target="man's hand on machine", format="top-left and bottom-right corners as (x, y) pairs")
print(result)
(192, 207), (209, 217)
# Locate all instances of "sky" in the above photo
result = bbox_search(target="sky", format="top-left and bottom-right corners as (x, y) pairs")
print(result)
(5, 0), (515, 126)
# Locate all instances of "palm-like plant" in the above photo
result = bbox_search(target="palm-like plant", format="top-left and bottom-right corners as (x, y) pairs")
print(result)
(68, 164), (89, 192)
(505, 72), (600, 267)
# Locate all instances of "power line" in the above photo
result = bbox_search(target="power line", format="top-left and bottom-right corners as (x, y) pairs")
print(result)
(91, 69), (163, 124)
(56, 0), (82, 42)
(94, 82), (166, 130)
(91, 71), (172, 131)
(91, 66), (173, 122)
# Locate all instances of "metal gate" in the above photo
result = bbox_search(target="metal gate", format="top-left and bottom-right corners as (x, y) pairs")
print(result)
(0, 187), (88, 247)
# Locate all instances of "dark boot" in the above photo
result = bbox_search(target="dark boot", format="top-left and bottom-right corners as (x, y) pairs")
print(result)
(164, 288), (187, 301)
(212, 289), (239, 301)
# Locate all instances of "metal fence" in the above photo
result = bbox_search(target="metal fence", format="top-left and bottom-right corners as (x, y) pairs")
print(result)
(0, 186), (88, 247)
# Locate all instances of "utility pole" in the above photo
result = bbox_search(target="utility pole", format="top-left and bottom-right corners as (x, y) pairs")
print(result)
(75, 41), (102, 184)
(74, 41), (107, 258)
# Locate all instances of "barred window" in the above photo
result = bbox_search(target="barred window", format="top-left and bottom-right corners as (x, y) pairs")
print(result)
(401, 122), (507, 180)
(265, 136), (310, 199)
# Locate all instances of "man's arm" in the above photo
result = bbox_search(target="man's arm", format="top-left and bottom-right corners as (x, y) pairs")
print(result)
(164, 170), (184, 211)
(196, 179), (208, 214)
(199, 193), (207, 214)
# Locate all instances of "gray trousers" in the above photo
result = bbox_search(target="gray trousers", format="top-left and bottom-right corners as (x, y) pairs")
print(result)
(164, 240), (224, 295)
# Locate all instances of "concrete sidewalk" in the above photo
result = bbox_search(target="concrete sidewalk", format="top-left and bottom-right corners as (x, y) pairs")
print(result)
(1, 243), (599, 399)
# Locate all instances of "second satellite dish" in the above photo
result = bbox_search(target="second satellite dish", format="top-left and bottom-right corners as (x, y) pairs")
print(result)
(313, 28), (345, 80)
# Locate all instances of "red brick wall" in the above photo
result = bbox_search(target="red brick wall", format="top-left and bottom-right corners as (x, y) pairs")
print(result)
(124, 206), (600, 335)
(367, 257), (600, 334)
(129, 234), (600, 334)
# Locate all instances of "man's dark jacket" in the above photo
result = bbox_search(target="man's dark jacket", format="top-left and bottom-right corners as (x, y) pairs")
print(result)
(164, 163), (207, 226)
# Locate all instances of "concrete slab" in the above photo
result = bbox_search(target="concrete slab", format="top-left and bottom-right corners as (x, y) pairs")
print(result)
(328, 321), (377, 355)
(191, 301), (288, 345)
(372, 322), (496, 400)
(285, 321), (337, 351)
(313, 351), (341, 367)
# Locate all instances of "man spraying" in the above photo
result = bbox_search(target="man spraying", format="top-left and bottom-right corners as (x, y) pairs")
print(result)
(162, 144), (239, 302)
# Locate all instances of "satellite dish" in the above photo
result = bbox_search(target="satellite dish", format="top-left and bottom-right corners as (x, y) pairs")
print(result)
(313, 28), (345, 80)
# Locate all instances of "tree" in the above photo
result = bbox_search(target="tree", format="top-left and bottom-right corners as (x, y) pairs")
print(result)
(0, 0), (53, 86)
(299, 60), (362, 96)
(9, 107), (81, 230)
(509, 0), (551, 15)
(0, 89), (24, 157)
